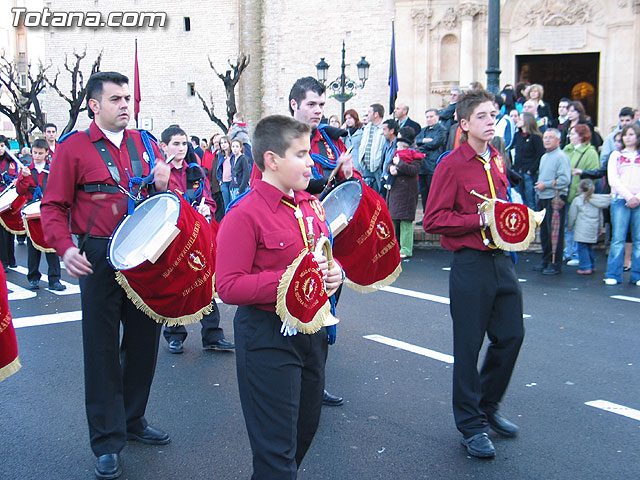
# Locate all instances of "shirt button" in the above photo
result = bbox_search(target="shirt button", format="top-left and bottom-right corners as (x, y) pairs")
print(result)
(280, 242), (284, 246)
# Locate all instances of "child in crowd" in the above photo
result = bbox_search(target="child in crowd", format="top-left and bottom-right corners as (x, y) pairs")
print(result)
(229, 138), (251, 201)
(567, 179), (610, 275)
(16, 139), (65, 291)
(215, 115), (343, 478)
(386, 129), (424, 258)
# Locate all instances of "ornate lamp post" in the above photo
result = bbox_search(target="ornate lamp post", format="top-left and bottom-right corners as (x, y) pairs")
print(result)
(485, 0), (501, 94)
(316, 41), (370, 119)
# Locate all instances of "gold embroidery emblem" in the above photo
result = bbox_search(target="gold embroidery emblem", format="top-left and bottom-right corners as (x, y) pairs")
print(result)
(376, 221), (391, 240)
(324, 141), (335, 160)
(310, 198), (326, 222)
(187, 250), (206, 272)
(494, 155), (505, 174)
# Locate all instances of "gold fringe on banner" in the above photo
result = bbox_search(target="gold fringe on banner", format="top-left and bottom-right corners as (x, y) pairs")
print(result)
(0, 216), (25, 235)
(22, 219), (56, 253)
(114, 271), (214, 326)
(485, 206), (546, 252)
(345, 262), (402, 293)
(0, 356), (21, 383)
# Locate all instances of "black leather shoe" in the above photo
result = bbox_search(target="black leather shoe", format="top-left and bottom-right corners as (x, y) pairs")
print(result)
(203, 339), (235, 351)
(322, 389), (344, 406)
(48, 281), (66, 291)
(168, 340), (183, 354)
(95, 453), (121, 479)
(532, 263), (547, 272)
(461, 432), (495, 458)
(542, 266), (560, 275)
(127, 425), (170, 445)
(486, 411), (519, 438)
(28, 280), (39, 290)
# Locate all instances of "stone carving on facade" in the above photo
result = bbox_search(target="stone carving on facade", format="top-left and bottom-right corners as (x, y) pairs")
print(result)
(411, 8), (432, 41)
(458, 2), (483, 19)
(524, 0), (594, 27)
(441, 7), (458, 30)
(634, 0), (640, 13)
(617, 0), (628, 7)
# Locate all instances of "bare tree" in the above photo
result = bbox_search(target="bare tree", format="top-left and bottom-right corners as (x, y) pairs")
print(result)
(196, 53), (250, 131)
(0, 54), (48, 147)
(46, 50), (102, 136)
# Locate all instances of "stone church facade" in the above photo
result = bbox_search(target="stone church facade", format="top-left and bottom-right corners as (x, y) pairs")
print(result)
(34, 0), (640, 139)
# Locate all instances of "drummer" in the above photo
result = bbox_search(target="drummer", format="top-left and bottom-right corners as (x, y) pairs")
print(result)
(159, 125), (235, 354)
(41, 71), (171, 480)
(16, 138), (65, 291)
(423, 89), (524, 459)
(0, 135), (19, 271)
(216, 114), (344, 478)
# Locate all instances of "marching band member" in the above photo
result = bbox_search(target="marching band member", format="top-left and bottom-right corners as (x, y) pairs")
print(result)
(0, 135), (19, 270)
(423, 89), (524, 459)
(16, 138), (65, 291)
(159, 125), (234, 354)
(41, 71), (171, 480)
(216, 115), (344, 478)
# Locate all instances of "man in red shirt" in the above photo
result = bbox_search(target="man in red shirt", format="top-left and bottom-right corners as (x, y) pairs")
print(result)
(42, 71), (171, 480)
(43, 123), (58, 161)
(216, 115), (344, 478)
(423, 89), (524, 459)
(0, 135), (19, 270)
(16, 138), (65, 291)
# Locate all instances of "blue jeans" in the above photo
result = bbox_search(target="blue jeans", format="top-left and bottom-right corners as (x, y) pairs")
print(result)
(576, 242), (594, 271)
(220, 181), (231, 213)
(563, 227), (578, 261)
(605, 196), (640, 283)
(516, 172), (536, 210)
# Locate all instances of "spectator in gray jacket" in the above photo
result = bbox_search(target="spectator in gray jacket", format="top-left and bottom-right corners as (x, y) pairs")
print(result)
(415, 108), (446, 214)
(533, 128), (572, 275)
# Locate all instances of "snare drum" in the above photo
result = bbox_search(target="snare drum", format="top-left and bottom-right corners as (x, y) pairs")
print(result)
(107, 192), (216, 326)
(21, 201), (55, 253)
(321, 179), (401, 292)
(0, 187), (27, 235)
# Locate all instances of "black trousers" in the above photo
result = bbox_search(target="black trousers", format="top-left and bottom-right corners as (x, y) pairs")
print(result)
(0, 227), (15, 267)
(234, 306), (328, 479)
(163, 302), (223, 345)
(418, 173), (434, 213)
(449, 249), (524, 437)
(537, 196), (567, 269)
(79, 238), (162, 456)
(26, 238), (61, 284)
(212, 190), (225, 223)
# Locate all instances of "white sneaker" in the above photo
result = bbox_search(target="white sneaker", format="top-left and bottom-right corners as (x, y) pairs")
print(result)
(635, 280), (640, 286)
(566, 259), (579, 267)
(604, 278), (619, 285)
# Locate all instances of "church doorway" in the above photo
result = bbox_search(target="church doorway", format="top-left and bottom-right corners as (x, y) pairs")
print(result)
(516, 52), (600, 125)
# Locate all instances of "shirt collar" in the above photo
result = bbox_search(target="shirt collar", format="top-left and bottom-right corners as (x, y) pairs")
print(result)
(462, 142), (498, 162)
(88, 121), (130, 146)
(254, 179), (300, 213)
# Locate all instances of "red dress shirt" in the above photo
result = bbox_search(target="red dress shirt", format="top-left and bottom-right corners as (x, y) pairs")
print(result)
(215, 179), (331, 311)
(41, 121), (164, 257)
(423, 142), (510, 252)
(16, 162), (50, 201)
(168, 162), (217, 215)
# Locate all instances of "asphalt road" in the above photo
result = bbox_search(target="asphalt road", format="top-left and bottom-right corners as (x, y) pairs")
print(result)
(1, 243), (638, 479)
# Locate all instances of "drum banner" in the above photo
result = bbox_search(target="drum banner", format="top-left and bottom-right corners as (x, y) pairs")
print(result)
(332, 182), (401, 292)
(23, 217), (56, 253)
(115, 195), (215, 326)
(0, 267), (21, 383)
(484, 200), (545, 251)
(276, 238), (337, 334)
(0, 200), (27, 235)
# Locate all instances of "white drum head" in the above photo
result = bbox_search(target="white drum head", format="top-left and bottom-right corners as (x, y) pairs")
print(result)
(22, 201), (41, 217)
(321, 180), (362, 230)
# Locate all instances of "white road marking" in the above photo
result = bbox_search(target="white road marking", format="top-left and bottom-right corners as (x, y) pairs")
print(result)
(585, 400), (640, 422)
(610, 295), (640, 304)
(6, 281), (37, 300)
(364, 334), (454, 364)
(13, 310), (82, 329)
(10, 266), (79, 295)
(380, 285), (531, 318)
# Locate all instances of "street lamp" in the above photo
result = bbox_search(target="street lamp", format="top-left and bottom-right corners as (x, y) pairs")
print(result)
(315, 41), (370, 119)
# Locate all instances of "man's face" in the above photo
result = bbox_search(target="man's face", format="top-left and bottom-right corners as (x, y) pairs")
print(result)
(367, 107), (376, 123)
(543, 130), (560, 151)
(394, 104), (407, 120)
(44, 127), (57, 142)
(163, 134), (188, 162)
(558, 102), (569, 117)
(200, 139), (208, 150)
(382, 124), (395, 141)
(291, 91), (325, 129)
(32, 147), (48, 163)
(619, 115), (633, 129)
(450, 90), (459, 103)
(460, 101), (496, 144)
(523, 100), (537, 115)
(89, 81), (131, 132)
(425, 111), (438, 127)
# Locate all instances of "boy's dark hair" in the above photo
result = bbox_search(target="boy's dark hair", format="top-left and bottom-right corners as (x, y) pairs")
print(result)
(32, 139), (49, 151)
(455, 89), (495, 123)
(43, 123), (57, 131)
(370, 103), (385, 118)
(288, 77), (326, 115)
(619, 107), (634, 118)
(252, 115), (311, 171)
(161, 125), (188, 144)
(382, 119), (398, 135)
(0, 134), (7, 146)
(190, 135), (200, 144)
(86, 71), (129, 119)
(397, 126), (416, 145)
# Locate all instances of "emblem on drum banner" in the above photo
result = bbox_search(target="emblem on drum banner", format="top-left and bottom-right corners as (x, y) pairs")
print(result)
(376, 221), (391, 240)
(188, 251), (206, 271)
